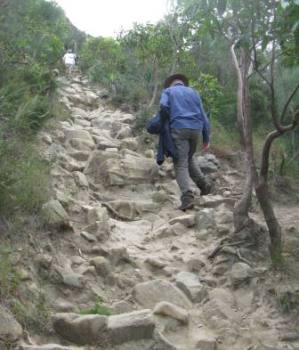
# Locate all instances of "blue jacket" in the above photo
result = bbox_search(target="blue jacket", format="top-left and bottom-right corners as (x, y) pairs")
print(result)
(146, 113), (177, 165)
(160, 83), (210, 144)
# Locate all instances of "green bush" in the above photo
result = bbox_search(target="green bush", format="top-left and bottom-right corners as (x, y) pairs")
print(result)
(0, 140), (50, 215)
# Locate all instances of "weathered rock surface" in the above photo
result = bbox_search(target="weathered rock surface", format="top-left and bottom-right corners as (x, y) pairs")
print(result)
(90, 256), (112, 277)
(107, 309), (155, 345)
(196, 194), (235, 208)
(155, 331), (181, 350)
(195, 331), (218, 350)
(195, 208), (215, 231)
(133, 280), (192, 309)
(52, 313), (107, 345)
(202, 288), (240, 328)
(103, 199), (158, 220)
(153, 302), (189, 324)
(230, 262), (253, 287)
(169, 214), (195, 228)
(197, 154), (220, 173)
(41, 200), (70, 228)
(54, 267), (84, 289)
(175, 272), (208, 303)
(84, 149), (159, 186)
(0, 306), (23, 343)
(73, 171), (89, 188)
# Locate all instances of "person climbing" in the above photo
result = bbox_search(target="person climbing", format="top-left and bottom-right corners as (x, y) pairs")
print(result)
(147, 73), (212, 211)
(62, 49), (76, 76)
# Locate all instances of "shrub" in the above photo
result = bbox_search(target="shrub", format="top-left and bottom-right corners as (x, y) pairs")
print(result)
(0, 139), (50, 216)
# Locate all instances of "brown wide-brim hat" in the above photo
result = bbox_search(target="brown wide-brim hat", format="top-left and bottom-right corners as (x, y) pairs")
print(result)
(164, 74), (189, 89)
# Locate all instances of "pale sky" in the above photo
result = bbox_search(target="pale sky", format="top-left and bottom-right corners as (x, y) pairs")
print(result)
(54, 0), (170, 37)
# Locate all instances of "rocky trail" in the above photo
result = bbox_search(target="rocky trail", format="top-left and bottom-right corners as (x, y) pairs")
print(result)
(2, 76), (299, 350)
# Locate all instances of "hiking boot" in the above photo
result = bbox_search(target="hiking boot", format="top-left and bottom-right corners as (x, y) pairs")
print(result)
(178, 193), (194, 211)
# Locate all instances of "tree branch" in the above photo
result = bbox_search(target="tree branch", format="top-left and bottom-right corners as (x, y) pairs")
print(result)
(230, 41), (245, 143)
(280, 83), (299, 122)
(260, 129), (282, 179)
(253, 65), (272, 88)
(260, 113), (298, 179)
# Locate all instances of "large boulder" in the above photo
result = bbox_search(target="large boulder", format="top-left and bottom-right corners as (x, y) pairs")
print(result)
(84, 149), (159, 186)
(196, 154), (220, 174)
(133, 280), (192, 309)
(54, 267), (84, 289)
(107, 310), (155, 345)
(41, 200), (70, 229)
(52, 313), (107, 345)
(0, 306), (23, 344)
(64, 128), (95, 152)
(52, 310), (155, 347)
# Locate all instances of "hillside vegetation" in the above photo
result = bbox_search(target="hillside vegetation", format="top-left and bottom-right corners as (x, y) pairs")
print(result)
(0, 0), (299, 348)
(0, 0), (85, 216)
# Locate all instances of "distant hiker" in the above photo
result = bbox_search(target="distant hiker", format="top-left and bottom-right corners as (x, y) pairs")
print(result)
(147, 73), (211, 211)
(62, 49), (76, 76)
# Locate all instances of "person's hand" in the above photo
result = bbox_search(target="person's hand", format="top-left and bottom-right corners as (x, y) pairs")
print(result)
(203, 143), (210, 152)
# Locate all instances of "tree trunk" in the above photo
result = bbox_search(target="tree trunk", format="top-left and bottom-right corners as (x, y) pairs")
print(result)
(255, 114), (299, 264)
(230, 45), (257, 233)
(255, 178), (283, 263)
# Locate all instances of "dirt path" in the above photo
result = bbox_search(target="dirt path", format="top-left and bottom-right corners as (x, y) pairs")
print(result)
(17, 76), (299, 350)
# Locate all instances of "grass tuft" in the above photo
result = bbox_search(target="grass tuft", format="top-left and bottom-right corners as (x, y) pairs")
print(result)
(80, 300), (112, 316)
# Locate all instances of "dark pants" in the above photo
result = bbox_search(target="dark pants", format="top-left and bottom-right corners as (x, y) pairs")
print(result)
(171, 128), (207, 197)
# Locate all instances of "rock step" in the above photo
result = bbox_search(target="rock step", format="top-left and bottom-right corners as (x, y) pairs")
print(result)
(20, 345), (83, 350)
(52, 310), (155, 346)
